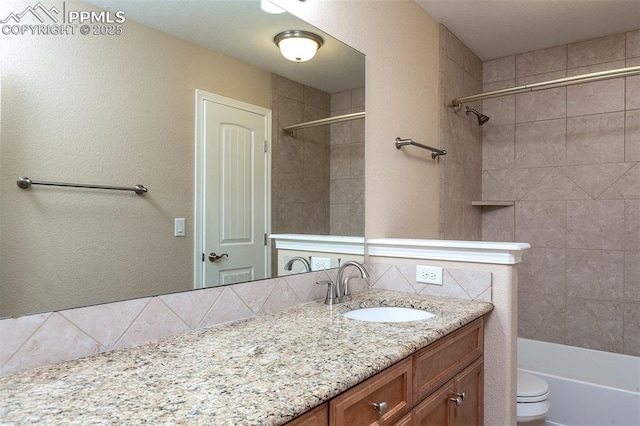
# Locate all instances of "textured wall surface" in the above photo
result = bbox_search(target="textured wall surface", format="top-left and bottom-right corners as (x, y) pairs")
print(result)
(482, 30), (640, 356)
(0, 0), (272, 317)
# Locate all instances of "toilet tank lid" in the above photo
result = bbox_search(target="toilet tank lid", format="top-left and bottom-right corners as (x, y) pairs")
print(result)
(517, 371), (549, 398)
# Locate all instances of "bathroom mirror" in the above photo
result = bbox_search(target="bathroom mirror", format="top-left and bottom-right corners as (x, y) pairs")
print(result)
(0, 0), (365, 318)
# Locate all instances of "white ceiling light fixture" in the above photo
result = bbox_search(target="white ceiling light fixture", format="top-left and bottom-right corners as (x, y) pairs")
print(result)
(274, 30), (324, 63)
(260, 0), (285, 14)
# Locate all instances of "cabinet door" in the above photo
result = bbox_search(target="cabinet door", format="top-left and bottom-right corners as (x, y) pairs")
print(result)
(286, 403), (328, 426)
(413, 318), (483, 403)
(330, 358), (412, 426)
(454, 358), (483, 426)
(412, 380), (456, 426)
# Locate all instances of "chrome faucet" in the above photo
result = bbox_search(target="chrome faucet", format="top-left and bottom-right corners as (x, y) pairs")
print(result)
(284, 256), (311, 273)
(336, 261), (370, 302)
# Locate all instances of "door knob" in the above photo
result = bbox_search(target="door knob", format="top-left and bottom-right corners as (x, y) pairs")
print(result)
(208, 252), (228, 262)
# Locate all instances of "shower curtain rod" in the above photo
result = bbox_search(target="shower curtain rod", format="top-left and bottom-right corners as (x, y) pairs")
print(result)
(283, 112), (365, 135)
(451, 65), (640, 108)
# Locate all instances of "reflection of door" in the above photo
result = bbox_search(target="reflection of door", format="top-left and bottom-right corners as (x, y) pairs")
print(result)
(195, 90), (271, 288)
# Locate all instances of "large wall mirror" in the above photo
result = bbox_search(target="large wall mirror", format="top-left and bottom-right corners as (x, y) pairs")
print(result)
(0, 0), (366, 318)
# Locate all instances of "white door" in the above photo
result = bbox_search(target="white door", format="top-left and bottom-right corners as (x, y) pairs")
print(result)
(195, 91), (271, 288)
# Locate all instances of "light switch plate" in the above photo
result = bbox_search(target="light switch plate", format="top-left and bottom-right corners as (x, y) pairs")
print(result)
(174, 218), (185, 237)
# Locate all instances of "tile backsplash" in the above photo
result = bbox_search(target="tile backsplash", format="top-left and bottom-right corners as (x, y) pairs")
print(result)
(0, 261), (491, 377)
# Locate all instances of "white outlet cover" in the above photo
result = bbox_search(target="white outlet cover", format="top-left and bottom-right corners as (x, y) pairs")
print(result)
(311, 256), (331, 271)
(416, 265), (443, 285)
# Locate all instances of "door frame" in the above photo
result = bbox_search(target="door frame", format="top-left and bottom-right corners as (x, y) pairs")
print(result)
(194, 89), (272, 289)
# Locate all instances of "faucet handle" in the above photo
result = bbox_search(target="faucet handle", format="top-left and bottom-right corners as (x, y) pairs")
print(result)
(316, 280), (337, 305)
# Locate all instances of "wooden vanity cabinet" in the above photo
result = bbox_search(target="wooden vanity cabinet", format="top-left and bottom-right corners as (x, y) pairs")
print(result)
(287, 318), (484, 426)
(287, 403), (329, 426)
(412, 358), (483, 425)
(329, 358), (413, 426)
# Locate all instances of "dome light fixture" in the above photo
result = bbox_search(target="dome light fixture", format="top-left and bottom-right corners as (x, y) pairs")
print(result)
(274, 30), (324, 63)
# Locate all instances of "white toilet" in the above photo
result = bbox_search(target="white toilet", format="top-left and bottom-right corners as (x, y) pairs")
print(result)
(517, 370), (550, 425)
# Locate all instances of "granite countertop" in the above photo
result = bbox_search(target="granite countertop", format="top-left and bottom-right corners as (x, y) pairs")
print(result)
(0, 290), (492, 425)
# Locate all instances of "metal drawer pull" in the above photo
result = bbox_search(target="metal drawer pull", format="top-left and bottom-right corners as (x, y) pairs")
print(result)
(370, 401), (388, 414)
(450, 395), (463, 406)
(457, 391), (467, 401)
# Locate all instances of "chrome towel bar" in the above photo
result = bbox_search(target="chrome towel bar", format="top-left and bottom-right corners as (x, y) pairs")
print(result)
(16, 176), (148, 195)
(395, 137), (446, 159)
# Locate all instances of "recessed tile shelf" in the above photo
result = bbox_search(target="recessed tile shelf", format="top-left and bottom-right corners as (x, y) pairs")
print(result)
(471, 201), (515, 207)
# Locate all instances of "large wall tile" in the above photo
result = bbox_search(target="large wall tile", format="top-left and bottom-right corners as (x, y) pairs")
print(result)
(159, 287), (224, 330)
(482, 171), (514, 201)
(0, 313), (49, 369)
(482, 80), (515, 126)
(515, 119), (566, 168)
(567, 79), (625, 116)
(626, 109), (640, 161)
(623, 303), (640, 356)
(625, 251), (640, 300)
(61, 297), (149, 349)
(1, 313), (101, 376)
(516, 88), (566, 123)
(625, 200), (640, 250)
(628, 30), (640, 58)
(483, 124), (515, 170)
(560, 163), (634, 198)
(627, 75), (640, 110)
(566, 298), (624, 353)
(599, 163), (640, 199)
(481, 205), (514, 242)
(518, 248), (565, 295)
(113, 298), (190, 350)
(518, 292), (565, 344)
(488, 168), (551, 200)
(483, 55), (515, 83)
(566, 249), (624, 300)
(567, 60), (626, 77)
(521, 168), (590, 200)
(566, 112), (625, 165)
(516, 45), (567, 78)
(515, 201), (566, 248)
(566, 200), (625, 249)
(567, 33), (626, 68)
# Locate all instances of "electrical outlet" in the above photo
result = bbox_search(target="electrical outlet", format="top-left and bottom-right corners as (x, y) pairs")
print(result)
(311, 256), (331, 271)
(416, 265), (443, 285)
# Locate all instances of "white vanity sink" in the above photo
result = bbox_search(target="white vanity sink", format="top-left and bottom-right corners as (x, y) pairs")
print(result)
(343, 306), (435, 323)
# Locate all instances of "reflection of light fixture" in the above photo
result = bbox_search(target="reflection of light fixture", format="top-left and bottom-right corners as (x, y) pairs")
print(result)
(274, 30), (324, 63)
(261, 0), (285, 14)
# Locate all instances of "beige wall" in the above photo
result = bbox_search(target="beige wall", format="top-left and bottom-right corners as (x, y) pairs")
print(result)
(481, 30), (640, 356)
(279, 0), (441, 239)
(0, 0), (272, 316)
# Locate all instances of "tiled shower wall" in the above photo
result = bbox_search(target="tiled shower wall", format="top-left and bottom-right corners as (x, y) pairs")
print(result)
(329, 88), (365, 236)
(438, 25), (483, 240)
(482, 30), (640, 356)
(271, 74), (331, 236)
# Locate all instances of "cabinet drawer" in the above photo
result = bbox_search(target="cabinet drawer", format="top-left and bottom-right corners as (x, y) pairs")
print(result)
(413, 318), (483, 402)
(330, 358), (412, 426)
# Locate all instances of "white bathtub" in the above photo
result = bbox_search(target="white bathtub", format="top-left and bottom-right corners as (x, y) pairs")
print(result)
(518, 338), (640, 426)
